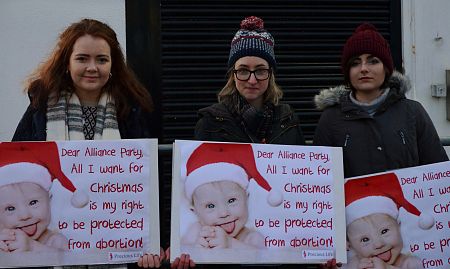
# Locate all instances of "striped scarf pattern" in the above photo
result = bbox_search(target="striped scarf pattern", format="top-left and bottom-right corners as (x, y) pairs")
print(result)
(46, 91), (121, 141)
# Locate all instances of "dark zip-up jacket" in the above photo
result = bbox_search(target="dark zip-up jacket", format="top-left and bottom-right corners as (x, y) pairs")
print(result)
(195, 104), (317, 269)
(313, 71), (448, 178)
(195, 102), (305, 145)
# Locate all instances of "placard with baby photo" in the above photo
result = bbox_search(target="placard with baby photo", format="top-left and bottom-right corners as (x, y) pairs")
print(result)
(342, 161), (450, 269)
(170, 140), (347, 264)
(0, 139), (160, 267)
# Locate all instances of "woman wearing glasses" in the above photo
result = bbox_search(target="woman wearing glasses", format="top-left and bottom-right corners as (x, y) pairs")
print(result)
(194, 16), (305, 145)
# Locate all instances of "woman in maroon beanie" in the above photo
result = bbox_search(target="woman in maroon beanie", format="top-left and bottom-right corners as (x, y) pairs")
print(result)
(313, 23), (448, 269)
(313, 23), (448, 178)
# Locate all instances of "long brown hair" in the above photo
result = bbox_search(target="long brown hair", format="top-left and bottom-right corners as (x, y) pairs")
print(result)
(26, 18), (153, 120)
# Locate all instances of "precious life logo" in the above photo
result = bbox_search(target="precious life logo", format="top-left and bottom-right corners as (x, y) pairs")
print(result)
(109, 251), (143, 262)
(302, 250), (334, 260)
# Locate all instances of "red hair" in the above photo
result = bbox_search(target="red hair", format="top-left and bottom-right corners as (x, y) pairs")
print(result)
(26, 18), (153, 120)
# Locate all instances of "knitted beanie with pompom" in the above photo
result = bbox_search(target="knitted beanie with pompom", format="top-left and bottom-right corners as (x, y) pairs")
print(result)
(228, 16), (276, 69)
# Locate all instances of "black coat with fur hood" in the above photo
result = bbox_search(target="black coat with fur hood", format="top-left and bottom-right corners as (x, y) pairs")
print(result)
(313, 71), (448, 178)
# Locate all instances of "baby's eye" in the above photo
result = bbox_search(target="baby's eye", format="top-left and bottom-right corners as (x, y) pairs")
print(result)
(206, 203), (215, 209)
(228, 198), (236, 204)
(381, 228), (389, 234)
(6, 206), (15, 212)
(29, 200), (38, 206)
(361, 237), (370, 243)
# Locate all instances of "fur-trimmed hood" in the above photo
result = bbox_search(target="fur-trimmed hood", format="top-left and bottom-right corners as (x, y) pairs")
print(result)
(314, 71), (411, 110)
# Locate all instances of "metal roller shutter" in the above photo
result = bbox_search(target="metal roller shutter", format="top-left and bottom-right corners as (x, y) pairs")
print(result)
(159, 0), (401, 142)
(126, 0), (401, 251)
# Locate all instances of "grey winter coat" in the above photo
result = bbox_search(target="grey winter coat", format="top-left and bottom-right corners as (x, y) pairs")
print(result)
(195, 102), (305, 145)
(313, 71), (448, 178)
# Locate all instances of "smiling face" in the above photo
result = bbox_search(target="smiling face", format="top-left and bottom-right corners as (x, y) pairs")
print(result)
(0, 182), (51, 240)
(347, 213), (403, 264)
(233, 56), (270, 109)
(192, 181), (249, 238)
(349, 54), (386, 103)
(68, 34), (112, 104)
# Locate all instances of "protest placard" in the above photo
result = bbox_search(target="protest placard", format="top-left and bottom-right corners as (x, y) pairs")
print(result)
(343, 161), (450, 269)
(0, 139), (160, 267)
(170, 140), (346, 264)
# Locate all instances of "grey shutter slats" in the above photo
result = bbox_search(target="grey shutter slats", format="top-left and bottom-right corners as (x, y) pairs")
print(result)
(159, 0), (397, 142)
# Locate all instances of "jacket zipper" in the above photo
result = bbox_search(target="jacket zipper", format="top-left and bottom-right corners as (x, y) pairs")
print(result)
(240, 121), (256, 143)
(344, 134), (350, 147)
(399, 131), (406, 145)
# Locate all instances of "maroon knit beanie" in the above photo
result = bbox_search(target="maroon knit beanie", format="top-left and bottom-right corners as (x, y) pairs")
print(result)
(341, 23), (393, 83)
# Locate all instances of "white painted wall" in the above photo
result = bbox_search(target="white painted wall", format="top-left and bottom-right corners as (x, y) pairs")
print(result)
(0, 0), (125, 141)
(402, 0), (450, 155)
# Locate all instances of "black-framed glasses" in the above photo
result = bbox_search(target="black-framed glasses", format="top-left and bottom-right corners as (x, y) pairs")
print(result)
(233, 69), (271, 81)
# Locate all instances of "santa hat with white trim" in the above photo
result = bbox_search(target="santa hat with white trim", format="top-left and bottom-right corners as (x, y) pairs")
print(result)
(345, 172), (434, 229)
(185, 142), (283, 207)
(0, 142), (89, 208)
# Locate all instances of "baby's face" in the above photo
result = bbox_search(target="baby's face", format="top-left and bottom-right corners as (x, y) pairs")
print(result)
(192, 181), (248, 237)
(0, 182), (51, 240)
(347, 213), (403, 264)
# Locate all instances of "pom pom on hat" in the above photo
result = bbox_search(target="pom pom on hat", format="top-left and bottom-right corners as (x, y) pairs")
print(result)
(240, 16), (264, 30)
(228, 16), (276, 69)
(341, 22), (394, 83)
(71, 189), (90, 208)
(185, 142), (283, 207)
(0, 142), (89, 208)
(345, 173), (434, 230)
(267, 188), (283, 207)
(418, 213), (435, 230)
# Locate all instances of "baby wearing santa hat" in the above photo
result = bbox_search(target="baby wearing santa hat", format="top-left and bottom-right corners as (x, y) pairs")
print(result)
(344, 173), (433, 269)
(181, 142), (282, 249)
(0, 142), (88, 252)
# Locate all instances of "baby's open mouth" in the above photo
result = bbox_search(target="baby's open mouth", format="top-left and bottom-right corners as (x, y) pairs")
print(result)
(19, 223), (38, 237)
(218, 220), (236, 234)
(375, 249), (392, 262)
